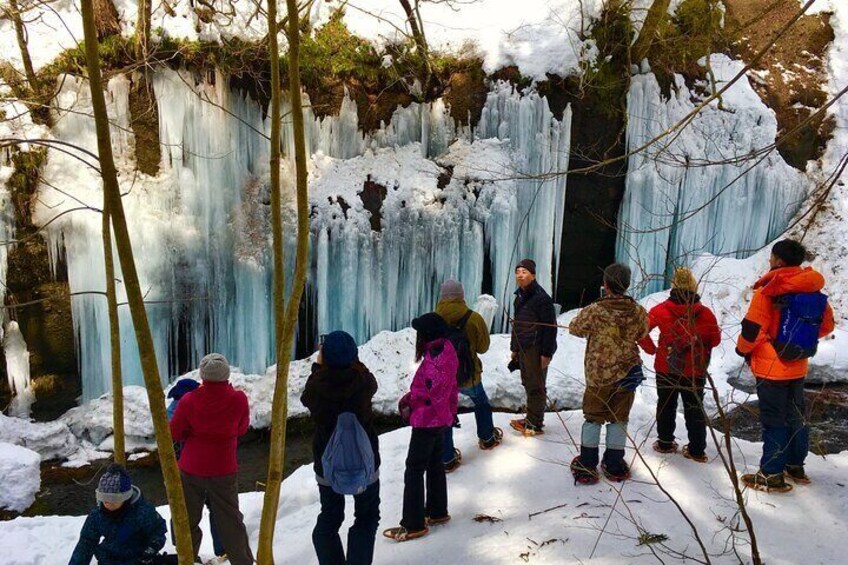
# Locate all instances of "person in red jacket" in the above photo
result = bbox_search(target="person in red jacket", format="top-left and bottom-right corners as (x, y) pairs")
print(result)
(640, 268), (721, 463)
(169, 353), (254, 564)
(736, 239), (835, 492)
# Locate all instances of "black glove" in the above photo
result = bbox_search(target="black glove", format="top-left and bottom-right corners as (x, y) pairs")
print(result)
(507, 359), (520, 372)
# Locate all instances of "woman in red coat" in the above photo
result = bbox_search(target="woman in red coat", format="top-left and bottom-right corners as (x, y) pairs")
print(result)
(639, 268), (721, 462)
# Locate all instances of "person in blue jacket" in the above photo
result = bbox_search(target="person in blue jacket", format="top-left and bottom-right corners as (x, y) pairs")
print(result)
(69, 464), (173, 564)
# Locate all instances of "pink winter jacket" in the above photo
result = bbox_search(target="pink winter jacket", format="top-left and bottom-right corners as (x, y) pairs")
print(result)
(408, 339), (459, 428)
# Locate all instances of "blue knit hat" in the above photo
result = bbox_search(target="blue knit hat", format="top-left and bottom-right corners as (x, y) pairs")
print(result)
(322, 331), (359, 369)
(167, 377), (200, 400)
(96, 464), (133, 505)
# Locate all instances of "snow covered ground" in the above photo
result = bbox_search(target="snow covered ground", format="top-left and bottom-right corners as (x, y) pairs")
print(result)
(3, 405), (848, 564)
(0, 443), (40, 513)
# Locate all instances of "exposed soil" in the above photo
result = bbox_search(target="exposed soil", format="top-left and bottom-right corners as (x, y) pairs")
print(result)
(724, 0), (835, 170)
(714, 383), (848, 456)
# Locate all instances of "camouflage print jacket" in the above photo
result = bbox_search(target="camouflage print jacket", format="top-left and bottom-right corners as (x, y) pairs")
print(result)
(569, 296), (649, 388)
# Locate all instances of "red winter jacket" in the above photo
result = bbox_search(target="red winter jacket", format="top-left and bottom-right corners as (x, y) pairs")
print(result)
(639, 291), (722, 377)
(169, 381), (249, 477)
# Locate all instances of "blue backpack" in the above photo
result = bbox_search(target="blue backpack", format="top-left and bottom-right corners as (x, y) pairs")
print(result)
(321, 412), (376, 495)
(773, 292), (828, 361)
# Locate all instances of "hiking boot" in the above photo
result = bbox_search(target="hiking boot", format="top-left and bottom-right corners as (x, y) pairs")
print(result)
(785, 465), (811, 485)
(682, 444), (708, 463)
(511, 418), (544, 436)
(741, 470), (793, 493)
(570, 456), (599, 485)
(444, 448), (462, 473)
(479, 427), (504, 450)
(601, 460), (631, 482)
(383, 526), (429, 541)
(652, 440), (678, 454)
(426, 515), (451, 526)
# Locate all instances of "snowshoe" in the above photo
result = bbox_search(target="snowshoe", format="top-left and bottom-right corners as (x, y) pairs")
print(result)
(426, 514), (451, 526)
(479, 427), (504, 450)
(445, 448), (462, 473)
(741, 470), (793, 493)
(785, 465), (811, 485)
(682, 445), (708, 463)
(570, 456), (599, 485)
(383, 526), (429, 542)
(511, 418), (544, 437)
(601, 460), (631, 482)
(652, 440), (678, 454)
(203, 557), (229, 565)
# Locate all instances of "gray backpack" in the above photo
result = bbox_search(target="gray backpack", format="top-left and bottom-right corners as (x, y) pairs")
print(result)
(321, 412), (376, 495)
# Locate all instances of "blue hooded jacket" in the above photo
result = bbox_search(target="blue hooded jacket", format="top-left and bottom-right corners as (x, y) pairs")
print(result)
(69, 486), (166, 565)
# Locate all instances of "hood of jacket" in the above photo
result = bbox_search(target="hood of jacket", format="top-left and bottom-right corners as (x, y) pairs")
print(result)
(308, 362), (373, 404)
(435, 298), (470, 325)
(753, 266), (825, 296)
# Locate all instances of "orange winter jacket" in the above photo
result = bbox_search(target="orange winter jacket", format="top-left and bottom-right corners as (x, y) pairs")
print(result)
(736, 266), (835, 380)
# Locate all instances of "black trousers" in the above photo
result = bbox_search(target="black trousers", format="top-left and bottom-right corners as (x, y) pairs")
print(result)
(401, 427), (448, 532)
(656, 373), (707, 456)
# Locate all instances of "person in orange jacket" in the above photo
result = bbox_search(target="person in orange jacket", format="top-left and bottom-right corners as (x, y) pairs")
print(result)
(736, 239), (834, 492)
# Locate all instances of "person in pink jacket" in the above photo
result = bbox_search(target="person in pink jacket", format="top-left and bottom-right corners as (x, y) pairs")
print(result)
(384, 313), (459, 542)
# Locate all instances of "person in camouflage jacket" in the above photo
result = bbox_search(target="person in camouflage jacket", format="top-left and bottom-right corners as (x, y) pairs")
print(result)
(568, 263), (648, 482)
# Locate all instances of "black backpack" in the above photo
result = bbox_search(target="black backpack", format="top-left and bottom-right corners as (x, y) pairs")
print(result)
(446, 310), (475, 386)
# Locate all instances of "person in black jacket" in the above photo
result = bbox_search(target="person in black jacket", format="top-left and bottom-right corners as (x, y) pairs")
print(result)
(301, 330), (380, 565)
(508, 259), (558, 436)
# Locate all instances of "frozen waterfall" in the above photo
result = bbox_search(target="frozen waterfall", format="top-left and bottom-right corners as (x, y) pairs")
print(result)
(34, 69), (571, 400)
(617, 57), (808, 295)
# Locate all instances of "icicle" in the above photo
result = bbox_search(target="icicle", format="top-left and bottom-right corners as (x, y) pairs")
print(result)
(617, 63), (807, 296)
(4, 321), (34, 418)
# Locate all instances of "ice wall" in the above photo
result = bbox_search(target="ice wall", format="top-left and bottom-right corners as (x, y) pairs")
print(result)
(617, 56), (809, 295)
(35, 69), (570, 400)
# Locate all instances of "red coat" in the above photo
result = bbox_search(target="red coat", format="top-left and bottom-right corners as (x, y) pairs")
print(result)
(639, 294), (722, 377)
(169, 381), (249, 477)
(736, 266), (835, 380)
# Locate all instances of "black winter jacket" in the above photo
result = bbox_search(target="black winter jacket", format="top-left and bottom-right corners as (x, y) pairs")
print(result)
(510, 280), (558, 358)
(300, 361), (380, 479)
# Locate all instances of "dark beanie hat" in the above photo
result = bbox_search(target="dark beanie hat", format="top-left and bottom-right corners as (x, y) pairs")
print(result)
(771, 239), (806, 267)
(515, 259), (536, 275)
(412, 312), (450, 343)
(322, 331), (359, 369)
(96, 464), (133, 505)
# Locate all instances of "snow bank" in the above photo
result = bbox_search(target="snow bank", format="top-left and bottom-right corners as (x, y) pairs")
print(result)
(4, 406), (848, 563)
(0, 414), (78, 462)
(0, 443), (41, 513)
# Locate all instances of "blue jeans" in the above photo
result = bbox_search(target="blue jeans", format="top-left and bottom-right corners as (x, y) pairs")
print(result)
(443, 383), (495, 463)
(313, 480), (380, 565)
(756, 378), (808, 474)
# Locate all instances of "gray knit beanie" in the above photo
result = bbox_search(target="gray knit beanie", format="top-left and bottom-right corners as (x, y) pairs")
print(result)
(199, 353), (230, 382)
(440, 279), (464, 300)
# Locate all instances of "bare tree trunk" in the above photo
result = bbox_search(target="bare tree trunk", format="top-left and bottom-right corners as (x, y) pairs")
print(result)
(136, 0), (152, 61)
(398, 0), (434, 94)
(94, 0), (122, 39)
(79, 1), (193, 562)
(103, 202), (125, 466)
(256, 0), (311, 561)
(705, 372), (762, 565)
(7, 0), (39, 92)
(631, 0), (672, 65)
